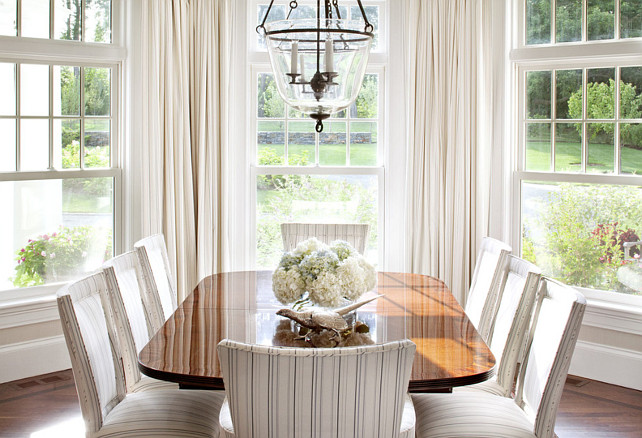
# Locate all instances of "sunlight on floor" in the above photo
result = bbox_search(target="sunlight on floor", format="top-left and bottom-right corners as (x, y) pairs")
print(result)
(30, 416), (85, 438)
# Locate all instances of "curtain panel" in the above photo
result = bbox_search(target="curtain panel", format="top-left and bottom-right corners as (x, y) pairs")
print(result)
(403, 0), (496, 304)
(134, 0), (233, 301)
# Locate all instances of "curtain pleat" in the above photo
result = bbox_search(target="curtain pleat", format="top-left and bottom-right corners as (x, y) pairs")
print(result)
(404, 0), (493, 304)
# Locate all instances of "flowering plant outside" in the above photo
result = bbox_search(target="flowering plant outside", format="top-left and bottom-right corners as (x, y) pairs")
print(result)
(272, 238), (377, 307)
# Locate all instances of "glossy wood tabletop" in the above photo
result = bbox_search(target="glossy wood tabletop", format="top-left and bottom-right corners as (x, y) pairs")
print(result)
(138, 271), (495, 392)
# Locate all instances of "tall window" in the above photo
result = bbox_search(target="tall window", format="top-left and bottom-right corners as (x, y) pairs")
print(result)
(0, 0), (119, 292)
(251, 1), (385, 268)
(517, 0), (642, 301)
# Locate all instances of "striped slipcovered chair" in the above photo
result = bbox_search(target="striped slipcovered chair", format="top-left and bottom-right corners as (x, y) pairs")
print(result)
(103, 251), (177, 393)
(457, 255), (541, 397)
(281, 223), (371, 254)
(217, 339), (416, 438)
(134, 234), (178, 324)
(413, 278), (586, 438)
(57, 272), (224, 437)
(464, 237), (511, 341)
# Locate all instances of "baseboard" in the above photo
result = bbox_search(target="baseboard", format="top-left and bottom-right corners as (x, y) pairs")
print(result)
(569, 340), (642, 391)
(0, 335), (71, 384)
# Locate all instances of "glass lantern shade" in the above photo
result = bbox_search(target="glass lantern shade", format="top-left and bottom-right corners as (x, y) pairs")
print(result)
(264, 19), (372, 126)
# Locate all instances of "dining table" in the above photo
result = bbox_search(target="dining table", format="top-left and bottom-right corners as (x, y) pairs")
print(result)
(138, 270), (496, 392)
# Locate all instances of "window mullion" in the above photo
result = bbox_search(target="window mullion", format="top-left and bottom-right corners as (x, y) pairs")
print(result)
(582, 67), (587, 172)
(48, 64), (53, 169)
(615, 0), (621, 40)
(49, 0), (54, 39)
(551, 0), (556, 44)
(80, 66), (85, 168)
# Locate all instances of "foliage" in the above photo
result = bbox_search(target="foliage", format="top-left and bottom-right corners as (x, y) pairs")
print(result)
(12, 227), (112, 288)
(523, 184), (642, 294)
(353, 75), (378, 119)
(257, 148), (309, 190)
(257, 75), (284, 118)
(62, 142), (111, 195)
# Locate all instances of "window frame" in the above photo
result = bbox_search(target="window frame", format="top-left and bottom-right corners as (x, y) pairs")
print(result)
(512, 0), (642, 307)
(0, 0), (124, 300)
(248, 0), (387, 268)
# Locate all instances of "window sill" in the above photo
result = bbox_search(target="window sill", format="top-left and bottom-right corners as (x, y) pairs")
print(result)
(0, 284), (63, 330)
(577, 286), (642, 336)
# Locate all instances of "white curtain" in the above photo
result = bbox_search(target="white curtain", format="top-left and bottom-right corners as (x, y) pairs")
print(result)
(403, 0), (496, 304)
(133, 0), (233, 301)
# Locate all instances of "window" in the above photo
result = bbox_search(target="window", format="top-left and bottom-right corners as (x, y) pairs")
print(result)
(0, 0), (120, 293)
(251, 1), (385, 269)
(516, 0), (642, 302)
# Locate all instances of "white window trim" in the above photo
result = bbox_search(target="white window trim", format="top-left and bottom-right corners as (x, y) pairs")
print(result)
(0, 0), (125, 304)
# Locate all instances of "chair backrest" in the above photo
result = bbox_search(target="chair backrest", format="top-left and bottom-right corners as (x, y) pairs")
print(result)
(103, 251), (155, 390)
(516, 278), (586, 438)
(487, 255), (541, 395)
(57, 272), (125, 433)
(218, 339), (416, 438)
(134, 233), (178, 321)
(281, 223), (371, 254)
(465, 237), (511, 340)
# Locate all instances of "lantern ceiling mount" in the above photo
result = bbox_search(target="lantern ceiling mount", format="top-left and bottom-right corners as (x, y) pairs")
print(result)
(257, 0), (374, 132)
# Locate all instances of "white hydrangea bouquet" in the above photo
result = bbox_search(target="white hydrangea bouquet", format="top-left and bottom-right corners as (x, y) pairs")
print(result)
(272, 237), (377, 307)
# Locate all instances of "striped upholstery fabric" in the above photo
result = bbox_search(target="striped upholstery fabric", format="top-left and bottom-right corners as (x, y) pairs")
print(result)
(58, 273), (224, 437)
(464, 237), (511, 341)
(134, 234), (178, 326)
(103, 251), (177, 393)
(217, 339), (416, 438)
(281, 223), (371, 254)
(459, 256), (541, 397)
(413, 277), (586, 438)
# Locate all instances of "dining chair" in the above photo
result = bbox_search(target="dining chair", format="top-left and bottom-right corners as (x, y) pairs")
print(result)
(281, 223), (370, 254)
(57, 272), (224, 437)
(103, 251), (177, 393)
(217, 339), (417, 438)
(464, 236), (511, 341)
(457, 255), (541, 397)
(134, 233), (178, 322)
(412, 277), (586, 438)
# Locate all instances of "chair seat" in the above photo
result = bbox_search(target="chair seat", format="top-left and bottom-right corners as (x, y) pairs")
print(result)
(94, 389), (225, 438)
(130, 375), (179, 393)
(453, 376), (509, 397)
(412, 392), (536, 438)
(219, 393), (416, 438)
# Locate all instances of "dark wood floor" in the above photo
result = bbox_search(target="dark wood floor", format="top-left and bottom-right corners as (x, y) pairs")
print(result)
(0, 370), (640, 437)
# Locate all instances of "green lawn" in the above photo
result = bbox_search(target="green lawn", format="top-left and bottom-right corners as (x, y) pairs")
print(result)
(259, 143), (377, 166)
(526, 141), (642, 174)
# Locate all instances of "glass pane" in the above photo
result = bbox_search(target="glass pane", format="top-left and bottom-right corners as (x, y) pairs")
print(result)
(620, 66), (642, 119)
(257, 73), (284, 118)
(555, 123), (582, 172)
(587, 0), (615, 40)
(621, 123), (642, 174)
(350, 121), (377, 166)
(587, 68), (615, 119)
(84, 67), (111, 116)
(287, 121), (315, 166)
(288, 107), (308, 119)
(22, 0), (50, 38)
(20, 64), (49, 116)
(258, 120), (285, 166)
(521, 181), (642, 295)
(54, 65), (80, 116)
(20, 119), (49, 171)
(526, 0), (551, 45)
(256, 174), (378, 268)
(54, 119), (80, 169)
(525, 123), (551, 171)
(621, 0), (642, 38)
(85, 0), (111, 43)
(0, 178), (113, 289)
(556, 69), (582, 119)
(350, 5), (379, 49)
(55, 0), (81, 41)
(319, 121), (346, 166)
(0, 119), (16, 171)
(587, 123), (615, 173)
(0, 0), (17, 36)
(0, 63), (16, 116)
(257, 4), (286, 47)
(556, 0), (582, 42)
(350, 74), (378, 119)
(84, 119), (110, 168)
(527, 71), (551, 119)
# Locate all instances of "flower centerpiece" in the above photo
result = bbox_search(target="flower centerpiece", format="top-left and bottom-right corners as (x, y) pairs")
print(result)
(272, 238), (377, 307)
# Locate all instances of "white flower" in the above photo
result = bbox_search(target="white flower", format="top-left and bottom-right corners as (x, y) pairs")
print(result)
(308, 271), (344, 307)
(272, 267), (305, 304)
(293, 237), (328, 257)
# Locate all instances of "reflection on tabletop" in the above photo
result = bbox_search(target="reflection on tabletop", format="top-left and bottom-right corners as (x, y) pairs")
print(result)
(272, 319), (374, 348)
